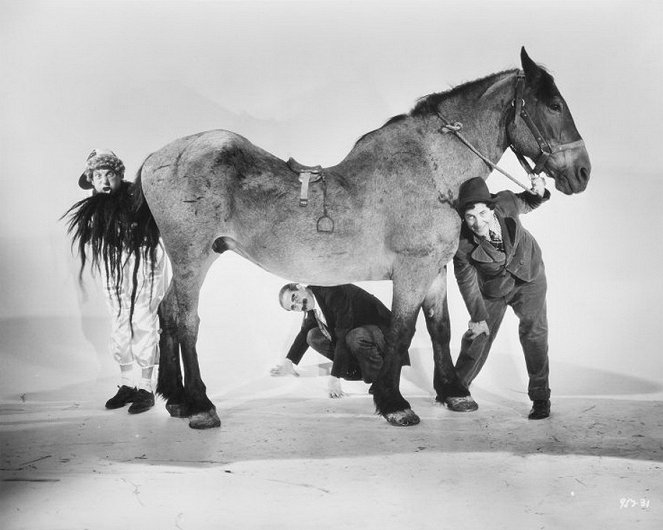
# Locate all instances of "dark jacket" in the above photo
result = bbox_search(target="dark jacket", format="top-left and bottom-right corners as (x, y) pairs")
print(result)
(286, 284), (408, 380)
(453, 189), (549, 322)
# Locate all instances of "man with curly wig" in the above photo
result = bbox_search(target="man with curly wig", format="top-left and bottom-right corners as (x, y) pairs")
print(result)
(63, 149), (166, 414)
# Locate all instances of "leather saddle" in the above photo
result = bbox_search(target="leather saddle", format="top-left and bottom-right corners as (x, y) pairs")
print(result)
(287, 157), (322, 174)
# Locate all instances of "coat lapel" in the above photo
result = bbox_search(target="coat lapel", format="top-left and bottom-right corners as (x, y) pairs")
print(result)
(501, 216), (518, 262)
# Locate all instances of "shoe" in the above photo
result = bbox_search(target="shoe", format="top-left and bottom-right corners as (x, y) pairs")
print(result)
(127, 389), (155, 414)
(105, 385), (138, 409)
(528, 399), (551, 420)
(443, 395), (478, 412)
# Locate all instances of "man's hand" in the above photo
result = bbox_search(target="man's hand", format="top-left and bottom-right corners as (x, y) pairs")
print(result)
(270, 358), (298, 377)
(466, 320), (490, 340)
(530, 175), (546, 197)
(328, 376), (344, 398)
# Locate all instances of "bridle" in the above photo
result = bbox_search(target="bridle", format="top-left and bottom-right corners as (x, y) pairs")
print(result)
(435, 71), (585, 192)
(509, 72), (585, 175)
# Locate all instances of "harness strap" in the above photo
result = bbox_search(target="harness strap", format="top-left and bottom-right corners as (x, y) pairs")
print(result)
(551, 139), (585, 153)
(299, 172), (312, 206)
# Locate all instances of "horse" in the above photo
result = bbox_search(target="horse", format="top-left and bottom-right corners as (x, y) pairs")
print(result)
(135, 47), (591, 429)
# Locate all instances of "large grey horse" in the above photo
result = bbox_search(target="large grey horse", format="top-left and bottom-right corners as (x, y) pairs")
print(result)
(135, 48), (591, 429)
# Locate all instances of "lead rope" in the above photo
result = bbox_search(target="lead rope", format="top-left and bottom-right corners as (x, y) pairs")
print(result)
(437, 114), (536, 195)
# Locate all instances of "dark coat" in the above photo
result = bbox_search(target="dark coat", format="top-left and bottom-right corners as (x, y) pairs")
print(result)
(286, 284), (409, 380)
(453, 189), (549, 322)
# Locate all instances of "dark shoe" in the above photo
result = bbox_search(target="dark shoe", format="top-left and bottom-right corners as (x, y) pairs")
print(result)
(105, 385), (138, 409)
(443, 395), (478, 412)
(528, 399), (551, 420)
(128, 389), (155, 414)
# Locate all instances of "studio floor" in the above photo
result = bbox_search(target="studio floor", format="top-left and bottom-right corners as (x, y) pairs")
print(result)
(1, 353), (661, 530)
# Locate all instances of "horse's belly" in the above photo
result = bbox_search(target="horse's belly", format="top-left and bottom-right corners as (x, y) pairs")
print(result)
(233, 237), (392, 285)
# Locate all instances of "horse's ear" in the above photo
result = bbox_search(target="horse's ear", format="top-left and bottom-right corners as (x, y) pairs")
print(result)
(520, 46), (542, 86)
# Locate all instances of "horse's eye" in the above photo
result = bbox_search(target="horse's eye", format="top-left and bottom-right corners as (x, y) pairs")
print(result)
(549, 102), (562, 112)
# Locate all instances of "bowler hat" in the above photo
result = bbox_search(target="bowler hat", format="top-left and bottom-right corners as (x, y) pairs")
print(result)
(78, 148), (125, 189)
(457, 177), (494, 213)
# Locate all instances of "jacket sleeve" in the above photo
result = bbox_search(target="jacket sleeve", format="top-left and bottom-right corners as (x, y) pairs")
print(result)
(453, 243), (489, 322)
(326, 287), (352, 379)
(496, 188), (550, 217)
(285, 312), (315, 365)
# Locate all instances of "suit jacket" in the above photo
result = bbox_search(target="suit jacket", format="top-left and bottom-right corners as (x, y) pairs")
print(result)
(453, 189), (549, 322)
(286, 284), (409, 379)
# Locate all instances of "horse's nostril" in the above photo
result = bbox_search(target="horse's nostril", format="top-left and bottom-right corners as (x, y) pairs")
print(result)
(579, 166), (590, 183)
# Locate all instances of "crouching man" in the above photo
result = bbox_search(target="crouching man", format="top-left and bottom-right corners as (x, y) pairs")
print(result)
(272, 283), (409, 398)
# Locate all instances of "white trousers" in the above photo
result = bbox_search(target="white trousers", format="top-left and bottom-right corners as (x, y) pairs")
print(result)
(103, 246), (167, 369)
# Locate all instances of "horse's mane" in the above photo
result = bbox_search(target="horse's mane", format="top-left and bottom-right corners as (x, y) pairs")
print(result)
(410, 69), (518, 117)
(354, 66), (557, 147)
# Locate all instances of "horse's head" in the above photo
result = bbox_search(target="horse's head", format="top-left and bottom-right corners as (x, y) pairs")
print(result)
(507, 47), (591, 195)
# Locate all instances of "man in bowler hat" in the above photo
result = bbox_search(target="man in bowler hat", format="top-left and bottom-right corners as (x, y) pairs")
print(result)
(445, 176), (552, 420)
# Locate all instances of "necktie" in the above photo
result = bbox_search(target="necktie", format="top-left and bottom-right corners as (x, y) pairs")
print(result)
(488, 230), (504, 252)
(489, 229), (501, 243)
(314, 310), (332, 341)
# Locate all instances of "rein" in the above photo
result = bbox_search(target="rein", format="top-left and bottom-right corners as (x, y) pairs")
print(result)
(437, 117), (534, 193)
(435, 71), (585, 194)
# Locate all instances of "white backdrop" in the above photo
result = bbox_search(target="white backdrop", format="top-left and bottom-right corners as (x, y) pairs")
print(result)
(1, 0), (662, 397)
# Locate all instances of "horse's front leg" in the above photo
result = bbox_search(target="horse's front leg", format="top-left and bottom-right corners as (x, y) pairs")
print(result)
(422, 267), (469, 403)
(156, 282), (188, 418)
(372, 268), (431, 426)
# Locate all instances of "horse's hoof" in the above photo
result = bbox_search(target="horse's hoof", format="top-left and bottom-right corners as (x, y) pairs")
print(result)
(384, 408), (420, 427)
(165, 402), (190, 418)
(189, 409), (221, 429)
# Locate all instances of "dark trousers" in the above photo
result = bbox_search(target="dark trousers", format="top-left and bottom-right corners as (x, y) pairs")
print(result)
(307, 325), (385, 383)
(455, 274), (550, 401)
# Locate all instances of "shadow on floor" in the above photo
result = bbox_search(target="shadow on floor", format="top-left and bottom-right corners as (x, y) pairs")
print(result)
(1, 373), (661, 476)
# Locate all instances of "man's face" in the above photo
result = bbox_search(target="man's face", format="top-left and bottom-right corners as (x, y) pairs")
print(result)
(91, 168), (122, 194)
(280, 286), (314, 312)
(463, 203), (493, 238)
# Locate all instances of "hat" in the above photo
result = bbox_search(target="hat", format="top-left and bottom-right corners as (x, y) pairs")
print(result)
(457, 177), (494, 213)
(78, 148), (125, 189)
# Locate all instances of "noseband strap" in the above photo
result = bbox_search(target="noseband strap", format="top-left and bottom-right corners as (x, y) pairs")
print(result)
(510, 73), (585, 175)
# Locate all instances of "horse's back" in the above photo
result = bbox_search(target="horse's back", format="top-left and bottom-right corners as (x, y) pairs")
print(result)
(143, 129), (282, 181)
(141, 129), (291, 211)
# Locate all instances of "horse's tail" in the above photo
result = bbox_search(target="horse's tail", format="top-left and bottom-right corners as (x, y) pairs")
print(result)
(131, 159), (161, 241)
(132, 161), (149, 216)
(127, 159), (162, 335)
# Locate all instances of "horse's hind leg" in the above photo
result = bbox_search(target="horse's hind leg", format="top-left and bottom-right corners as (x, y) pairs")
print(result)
(156, 282), (188, 417)
(422, 267), (468, 403)
(168, 246), (220, 429)
(372, 270), (429, 426)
